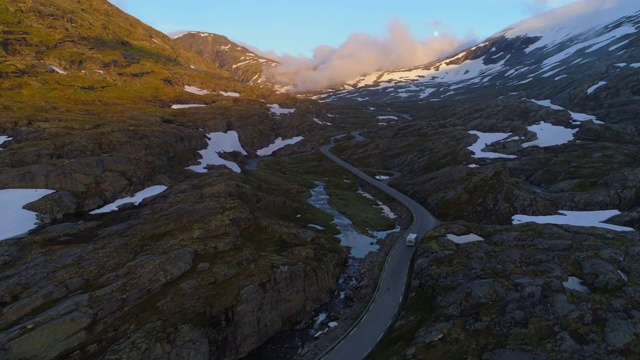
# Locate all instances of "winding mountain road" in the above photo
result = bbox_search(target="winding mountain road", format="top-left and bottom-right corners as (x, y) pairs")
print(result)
(317, 137), (439, 360)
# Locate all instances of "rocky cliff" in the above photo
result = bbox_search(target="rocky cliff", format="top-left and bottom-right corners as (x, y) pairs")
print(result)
(0, 170), (346, 359)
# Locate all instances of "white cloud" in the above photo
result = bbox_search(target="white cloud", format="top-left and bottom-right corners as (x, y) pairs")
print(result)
(263, 19), (473, 92)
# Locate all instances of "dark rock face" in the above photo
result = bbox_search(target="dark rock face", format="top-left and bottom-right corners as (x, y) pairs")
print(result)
(379, 222), (639, 359)
(0, 172), (346, 360)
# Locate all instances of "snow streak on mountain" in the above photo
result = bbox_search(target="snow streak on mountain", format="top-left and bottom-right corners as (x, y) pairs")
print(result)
(317, 0), (640, 102)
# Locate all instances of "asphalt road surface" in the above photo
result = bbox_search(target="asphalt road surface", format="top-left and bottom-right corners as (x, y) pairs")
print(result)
(317, 139), (439, 360)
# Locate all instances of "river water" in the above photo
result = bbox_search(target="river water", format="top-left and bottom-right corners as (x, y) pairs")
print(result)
(304, 181), (399, 333)
(245, 181), (399, 359)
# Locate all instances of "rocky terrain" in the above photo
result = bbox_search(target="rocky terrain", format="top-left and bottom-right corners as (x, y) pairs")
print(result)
(319, 4), (640, 357)
(174, 32), (278, 85)
(372, 221), (639, 359)
(1, 0), (640, 359)
(0, 1), (368, 359)
(0, 168), (346, 359)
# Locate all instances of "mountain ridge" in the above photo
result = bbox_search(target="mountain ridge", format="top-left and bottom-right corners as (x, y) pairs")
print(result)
(174, 31), (278, 85)
(316, 0), (640, 106)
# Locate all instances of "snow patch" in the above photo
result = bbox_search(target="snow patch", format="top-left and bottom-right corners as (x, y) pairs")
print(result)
(522, 122), (577, 148)
(219, 91), (240, 97)
(467, 131), (517, 159)
(0, 135), (12, 150)
(184, 85), (210, 95)
(171, 104), (206, 109)
(376, 116), (398, 120)
(0, 189), (56, 241)
(48, 65), (66, 74)
(618, 269), (628, 282)
(512, 210), (634, 232)
(267, 104), (295, 115)
(187, 131), (247, 173)
(587, 81), (607, 95)
(313, 312), (327, 329)
(312, 118), (332, 125)
(563, 276), (589, 293)
(528, 99), (603, 124)
(90, 185), (167, 214)
(256, 136), (303, 156)
(447, 233), (485, 244)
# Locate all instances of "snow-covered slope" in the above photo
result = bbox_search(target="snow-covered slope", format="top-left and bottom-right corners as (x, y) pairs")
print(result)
(319, 0), (640, 102)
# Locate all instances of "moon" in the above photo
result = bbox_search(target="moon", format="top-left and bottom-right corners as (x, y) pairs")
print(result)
(434, 31), (439, 37)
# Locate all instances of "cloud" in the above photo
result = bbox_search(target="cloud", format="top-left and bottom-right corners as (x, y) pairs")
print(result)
(262, 20), (473, 92)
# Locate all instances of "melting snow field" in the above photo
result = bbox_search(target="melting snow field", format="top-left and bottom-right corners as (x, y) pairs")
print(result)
(468, 131), (517, 159)
(522, 122), (577, 148)
(187, 131), (248, 173)
(267, 104), (296, 115)
(447, 233), (485, 244)
(256, 136), (303, 156)
(512, 210), (634, 232)
(0, 189), (56, 241)
(171, 104), (206, 109)
(0, 135), (11, 149)
(90, 185), (167, 214)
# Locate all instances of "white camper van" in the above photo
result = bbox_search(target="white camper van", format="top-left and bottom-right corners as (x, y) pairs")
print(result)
(406, 233), (417, 246)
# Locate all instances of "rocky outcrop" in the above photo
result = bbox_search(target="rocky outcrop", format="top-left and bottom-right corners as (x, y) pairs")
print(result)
(0, 171), (346, 360)
(380, 222), (640, 359)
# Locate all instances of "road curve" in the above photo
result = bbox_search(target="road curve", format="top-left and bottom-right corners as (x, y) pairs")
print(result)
(317, 139), (439, 360)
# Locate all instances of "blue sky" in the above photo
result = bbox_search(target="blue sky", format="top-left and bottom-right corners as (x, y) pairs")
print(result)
(110, 0), (577, 56)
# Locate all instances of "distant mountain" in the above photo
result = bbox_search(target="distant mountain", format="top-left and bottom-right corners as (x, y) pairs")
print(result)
(174, 32), (278, 85)
(319, 0), (640, 105)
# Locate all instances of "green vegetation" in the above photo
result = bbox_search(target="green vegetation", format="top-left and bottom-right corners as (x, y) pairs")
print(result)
(246, 152), (398, 235)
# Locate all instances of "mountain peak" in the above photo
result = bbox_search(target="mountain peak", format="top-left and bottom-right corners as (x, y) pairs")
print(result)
(318, 0), (640, 103)
(174, 31), (278, 85)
